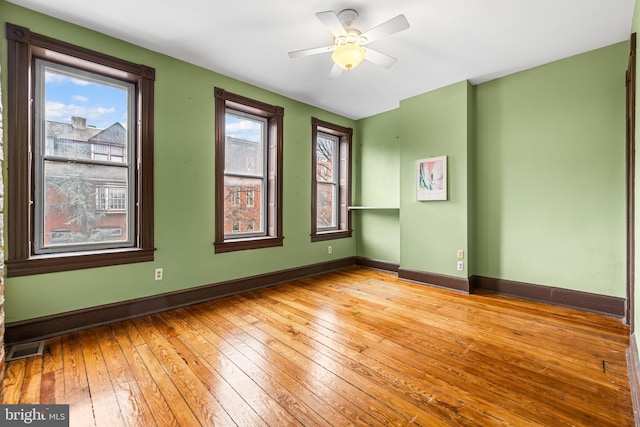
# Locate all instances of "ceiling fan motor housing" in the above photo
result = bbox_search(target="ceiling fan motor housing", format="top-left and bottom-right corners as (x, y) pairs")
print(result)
(338, 9), (359, 28)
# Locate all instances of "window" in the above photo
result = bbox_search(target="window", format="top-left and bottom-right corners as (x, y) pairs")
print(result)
(96, 186), (127, 213)
(214, 88), (284, 253)
(92, 143), (125, 162)
(230, 186), (241, 207)
(6, 23), (155, 276)
(311, 118), (352, 241)
(246, 187), (255, 207)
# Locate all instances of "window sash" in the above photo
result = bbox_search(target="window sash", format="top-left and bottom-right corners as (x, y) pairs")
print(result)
(223, 109), (268, 239)
(33, 59), (136, 254)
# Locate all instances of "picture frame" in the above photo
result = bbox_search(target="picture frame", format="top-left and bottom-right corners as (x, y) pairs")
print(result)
(416, 155), (447, 201)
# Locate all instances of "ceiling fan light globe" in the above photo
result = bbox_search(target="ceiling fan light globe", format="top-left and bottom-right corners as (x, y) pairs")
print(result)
(332, 43), (366, 70)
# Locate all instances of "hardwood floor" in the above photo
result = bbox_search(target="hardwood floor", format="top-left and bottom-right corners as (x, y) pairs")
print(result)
(0, 268), (634, 426)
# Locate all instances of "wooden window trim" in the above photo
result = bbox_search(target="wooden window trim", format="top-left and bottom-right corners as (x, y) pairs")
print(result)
(5, 23), (155, 277)
(311, 117), (352, 242)
(213, 88), (284, 253)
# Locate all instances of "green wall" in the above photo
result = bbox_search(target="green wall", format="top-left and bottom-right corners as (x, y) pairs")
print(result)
(1, 3), (357, 322)
(356, 44), (627, 297)
(475, 42), (627, 296)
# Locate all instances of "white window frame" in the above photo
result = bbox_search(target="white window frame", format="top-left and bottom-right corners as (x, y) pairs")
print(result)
(316, 132), (340, 231)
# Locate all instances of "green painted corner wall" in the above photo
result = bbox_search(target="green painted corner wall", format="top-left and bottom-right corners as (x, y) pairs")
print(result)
(1, 3), (357, 322)
(399, 81), (471, 277)
(475, 42), (628, 297)
(633, 0), (640, 344)
(353, 111), (401, 264)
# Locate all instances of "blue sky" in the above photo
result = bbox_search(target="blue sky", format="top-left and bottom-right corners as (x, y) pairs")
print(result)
(45, 70), (128, 129)
(225, 114), (262, 142)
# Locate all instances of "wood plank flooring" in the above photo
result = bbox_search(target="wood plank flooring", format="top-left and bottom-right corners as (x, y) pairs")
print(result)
(0, 268), (634, 426)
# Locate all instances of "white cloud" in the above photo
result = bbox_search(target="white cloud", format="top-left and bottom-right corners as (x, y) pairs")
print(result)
(72, 95), (89, 102)
(45, 101), (116, 127)
(226, 119), (261, 142)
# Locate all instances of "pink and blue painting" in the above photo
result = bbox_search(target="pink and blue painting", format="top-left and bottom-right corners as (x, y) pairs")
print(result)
(416, 156), (447, 201)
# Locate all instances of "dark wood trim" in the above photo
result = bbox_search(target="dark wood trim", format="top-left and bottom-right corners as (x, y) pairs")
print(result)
(5, 257), (357, 344)
(471, 275), (625, 317)
(627, 33), (636, 328)
(627, 334), (640, 425)
(139, 65), (155, 254)
(5, 23), (155, 277)
(6, 23), (31, 264)
(355, 256), (399, 273)
(310, 230), (352, 242)
(6, 249), (155, 277)
(214, 88), (227, 248)
(213, 87), (284, 253)
(398, 267), (470, 293)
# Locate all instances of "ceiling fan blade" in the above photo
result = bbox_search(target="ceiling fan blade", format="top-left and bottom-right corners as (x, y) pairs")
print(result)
(328, 63), (343, 80)
(316, 11), (347, 38)
(288, 46), (334, 59)
(364, 48), (398, 69)
(360, 14), (410, 44)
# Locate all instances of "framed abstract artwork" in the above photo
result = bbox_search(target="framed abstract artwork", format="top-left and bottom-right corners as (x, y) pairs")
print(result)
(416, 156), (447, 201)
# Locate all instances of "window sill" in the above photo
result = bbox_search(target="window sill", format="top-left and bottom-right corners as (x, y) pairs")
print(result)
(214, 236), (284, 254)
(310, 230), (352, 242)
(6, 247), (155, 277)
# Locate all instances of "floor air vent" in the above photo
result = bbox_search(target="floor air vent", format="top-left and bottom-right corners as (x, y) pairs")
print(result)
(6, 341), (45, 361)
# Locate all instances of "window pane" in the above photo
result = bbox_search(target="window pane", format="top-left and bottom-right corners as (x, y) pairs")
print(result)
(43, 161), (129, 247)
(44, 68), (129, 163)
(316, 136), (335, 182)
(225, 113), (264, 176)
(224, 176), (264, 236)
(317, 183), (336, 228)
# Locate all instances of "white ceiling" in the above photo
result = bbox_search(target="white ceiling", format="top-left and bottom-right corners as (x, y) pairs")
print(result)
(7, 0), (636, 120)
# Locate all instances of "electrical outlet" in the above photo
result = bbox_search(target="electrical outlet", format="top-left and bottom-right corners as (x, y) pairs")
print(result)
(328, 246), (333, 254)
(155, 268), (163, 281)
(457, 261), (464, 271)
(457, 249), (464, 260)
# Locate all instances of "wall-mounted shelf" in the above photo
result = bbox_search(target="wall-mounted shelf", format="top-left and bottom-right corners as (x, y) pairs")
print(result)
(348, 206), (400, 210)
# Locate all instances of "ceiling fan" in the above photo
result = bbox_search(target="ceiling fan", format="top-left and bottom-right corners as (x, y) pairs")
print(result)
(288, 9), (410, 79)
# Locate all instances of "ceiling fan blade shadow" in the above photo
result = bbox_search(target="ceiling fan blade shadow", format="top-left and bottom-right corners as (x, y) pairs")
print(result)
(316, 11), (347, 38)
(360, 14), (410, 44)
(288, 46), (334, 59)
(365, 48), (398, 69)
(328, 63), (343, 80)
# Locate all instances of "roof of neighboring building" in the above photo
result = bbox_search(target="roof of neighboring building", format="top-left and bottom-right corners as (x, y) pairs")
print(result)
(46, 118), (126, 146)
(46, 121), (102, 142)
(89, 123), (126, 145)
